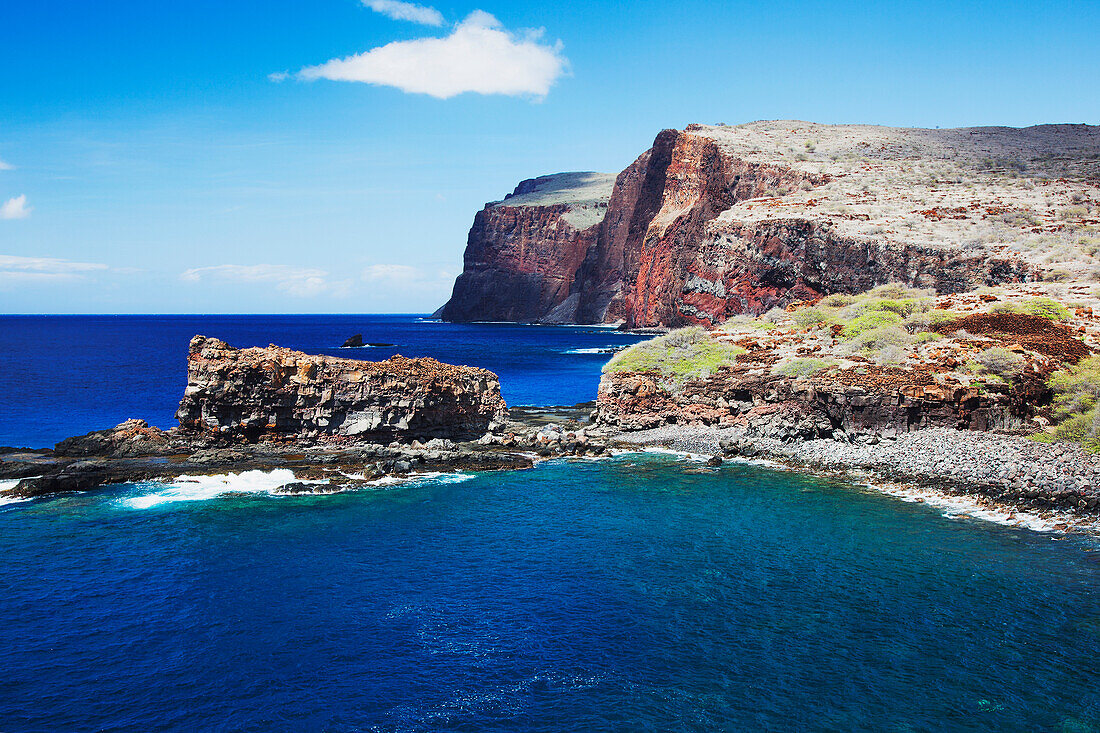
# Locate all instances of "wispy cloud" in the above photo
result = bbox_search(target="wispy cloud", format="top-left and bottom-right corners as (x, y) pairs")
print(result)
(180, 264), (348, 297)
(0, 195), (30, 220)
(0, 254), (108, 284)
(363, 0), (443, 26)
(292, 11), (568, 99)
(0, 158), (12, 171)
(362, 263), (422, 282)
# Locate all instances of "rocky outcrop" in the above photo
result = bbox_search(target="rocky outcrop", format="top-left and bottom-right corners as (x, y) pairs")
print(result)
(439, 172), (614, 323)
(439, 121), (1100, 326)
(55, 419), (174, 457)
(596, 284), (1100, 441)
(175, 336), (507, 441)
(597, 368), (1037, 441)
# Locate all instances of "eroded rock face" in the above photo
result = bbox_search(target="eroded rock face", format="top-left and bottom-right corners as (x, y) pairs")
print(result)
(439, 172), (613, 323)
(596, 368), (1036, 440)
(438, 122), (1097, 327)
(175, 336), (507, 441)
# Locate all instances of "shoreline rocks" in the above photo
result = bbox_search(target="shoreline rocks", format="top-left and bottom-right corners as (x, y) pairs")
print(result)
(613, 423), (1100, 526)
(176, 336), (507, 442)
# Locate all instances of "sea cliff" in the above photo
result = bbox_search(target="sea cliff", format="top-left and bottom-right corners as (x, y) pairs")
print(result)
(441, 121), (1100, 326)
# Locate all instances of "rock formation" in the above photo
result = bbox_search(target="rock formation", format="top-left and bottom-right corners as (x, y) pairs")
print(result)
(176, 336), (507, 441)
(439, 172), (615, 323)
(595, 283), (1099, 440)
(441, 121), (1100, 326)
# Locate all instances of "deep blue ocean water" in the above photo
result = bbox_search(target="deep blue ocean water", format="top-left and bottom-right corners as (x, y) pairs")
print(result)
(2, 317), (1099, 731)
(0, 315), (646, 449)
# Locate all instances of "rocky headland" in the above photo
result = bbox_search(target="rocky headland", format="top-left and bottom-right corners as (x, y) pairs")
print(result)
(0, 338), (614, 500)
(593, 281), (1100, 527)
(441, 121), (1100, 327)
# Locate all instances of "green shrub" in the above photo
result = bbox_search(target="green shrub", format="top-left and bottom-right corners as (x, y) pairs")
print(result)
(989, 301), (1024, 315)
(841, 310), (904, 338)
(915, 331), (943, 343)
(846, 326), (913, 353)
(905, 309), (961, 331)
(865, 297), (930, 317)
(867, 284), (918, 299)
(1045, 356), (1100, 451)
(792, 307), (835, 329)
(773, 357), (833, 377)
(1023, 297), (1071, 321)
(974, 347), (1026, 377)
(604, 327), (745, 389)
(820, 293), (855, 307)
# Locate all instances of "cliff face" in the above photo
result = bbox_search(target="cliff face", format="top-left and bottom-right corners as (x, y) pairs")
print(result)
(441, 121), (1100, 326)
(176, 336), (507, 441)
(438, 172), (613, 323)
(597, 369), (1038, 439)
(594, 283), (1099, 440)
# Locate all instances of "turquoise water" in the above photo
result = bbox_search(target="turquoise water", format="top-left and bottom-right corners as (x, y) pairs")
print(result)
(2, 453), (1098, 731)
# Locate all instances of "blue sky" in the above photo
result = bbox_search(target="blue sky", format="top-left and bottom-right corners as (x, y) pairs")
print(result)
(2, 0), (1097, 313)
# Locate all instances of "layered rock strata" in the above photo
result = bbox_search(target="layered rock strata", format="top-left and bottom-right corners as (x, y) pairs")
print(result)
(439, 172), (615, 323)
(442, 121), (1100, 326)
(176, 336), (507, 441)
(596, 284), (1098, 440)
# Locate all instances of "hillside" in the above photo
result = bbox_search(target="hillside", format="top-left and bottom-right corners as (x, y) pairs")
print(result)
(439, 121), (1100, 326)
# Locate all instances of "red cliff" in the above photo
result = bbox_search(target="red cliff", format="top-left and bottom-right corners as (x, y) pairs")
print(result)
(441, 121), (1100, 326)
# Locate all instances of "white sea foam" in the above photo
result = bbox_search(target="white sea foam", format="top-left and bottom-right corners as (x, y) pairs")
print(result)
(124, 469), (475, 509)
(0, 478), (33, 506)
(563, 347), (619, 355)
(640, 446), (711, 462)
(363, 472), (475, 488)
(869, 481), (1063, 533)
(123, 469), (324, 509)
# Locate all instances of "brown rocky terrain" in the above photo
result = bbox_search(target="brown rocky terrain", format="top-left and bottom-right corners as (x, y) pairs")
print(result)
(441, 121), (1100, 326)
(176, 335), (508, 441)
(596, 283), (1100, 439)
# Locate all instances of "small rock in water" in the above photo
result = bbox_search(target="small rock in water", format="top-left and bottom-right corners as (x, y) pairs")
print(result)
(707, 455), (724, 467)
(341, 334), (364, 348)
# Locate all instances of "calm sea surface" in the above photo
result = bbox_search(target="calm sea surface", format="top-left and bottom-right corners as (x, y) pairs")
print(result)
(1, 317), (1098, 731)
(0, 315), (645, 448)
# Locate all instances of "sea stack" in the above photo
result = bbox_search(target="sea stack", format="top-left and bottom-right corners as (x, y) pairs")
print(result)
(176, 335), (507, 441)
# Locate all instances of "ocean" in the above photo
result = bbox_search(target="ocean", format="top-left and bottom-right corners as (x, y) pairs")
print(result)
(0, 315), (645, 449)
(1, 316), (1099, 731)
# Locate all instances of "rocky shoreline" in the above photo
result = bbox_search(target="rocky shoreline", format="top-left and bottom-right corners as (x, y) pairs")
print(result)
(614, 423), (1100, 533)
(4, 407), (1099, 535)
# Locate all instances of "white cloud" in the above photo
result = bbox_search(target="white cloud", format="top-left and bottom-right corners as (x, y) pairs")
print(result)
(0, 254), (108, 284)
(0, 194), (30, 220)
(363, 0), (443, 26)
(180, 264), (348, 298)
(0, 158), (12, 171)
(363, 263), (421, 282)
(294, 11), (568, 99)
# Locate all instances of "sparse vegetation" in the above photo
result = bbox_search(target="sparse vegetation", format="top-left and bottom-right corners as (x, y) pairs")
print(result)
(1045, 356), (1100, 452)
(604, 327), (744, 389)
(773, 357), (833, 377)
(973, 347), (1026, 377)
